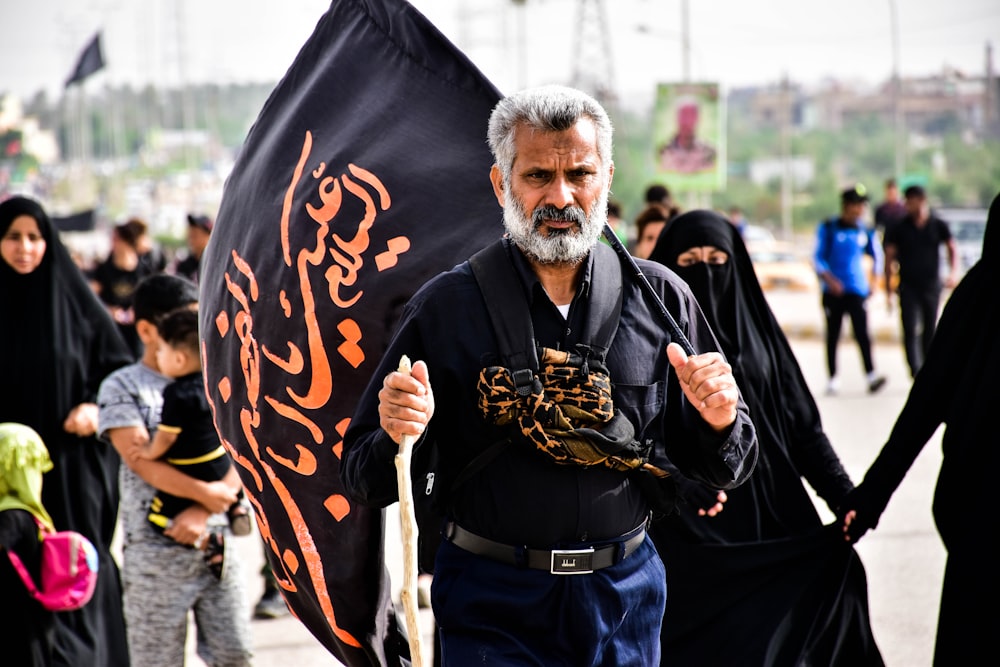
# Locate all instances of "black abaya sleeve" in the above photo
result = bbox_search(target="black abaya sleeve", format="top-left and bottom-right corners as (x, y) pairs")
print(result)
(841, 270), (980, 534)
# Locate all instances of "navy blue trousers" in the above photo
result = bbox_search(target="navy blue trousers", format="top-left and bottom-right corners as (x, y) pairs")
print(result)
(431, 536), (665, 666)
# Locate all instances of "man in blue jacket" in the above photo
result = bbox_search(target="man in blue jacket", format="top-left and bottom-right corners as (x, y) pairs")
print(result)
(814, 184), (888, 396)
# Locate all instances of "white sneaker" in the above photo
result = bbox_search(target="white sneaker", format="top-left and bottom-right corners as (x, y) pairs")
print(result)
(825, 378), (839, 396)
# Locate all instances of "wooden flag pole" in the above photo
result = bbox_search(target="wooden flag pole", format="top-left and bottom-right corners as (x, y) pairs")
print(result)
(394, 355), (425, 667)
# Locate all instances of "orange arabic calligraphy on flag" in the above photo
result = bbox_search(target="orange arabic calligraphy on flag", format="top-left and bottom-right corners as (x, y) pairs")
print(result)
(203, 129), (408, 649)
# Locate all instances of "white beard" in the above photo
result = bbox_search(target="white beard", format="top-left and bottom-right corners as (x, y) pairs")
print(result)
(502, 187), (609, 265)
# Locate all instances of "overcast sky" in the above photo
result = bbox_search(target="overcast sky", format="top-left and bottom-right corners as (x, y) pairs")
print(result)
(2, 0), (998, 103)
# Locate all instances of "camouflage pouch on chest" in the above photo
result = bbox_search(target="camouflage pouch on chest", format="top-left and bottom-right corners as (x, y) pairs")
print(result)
(478, 346), (650, 471)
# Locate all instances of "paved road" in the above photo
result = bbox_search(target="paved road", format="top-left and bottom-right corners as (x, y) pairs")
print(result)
(190, 289), (946, 666)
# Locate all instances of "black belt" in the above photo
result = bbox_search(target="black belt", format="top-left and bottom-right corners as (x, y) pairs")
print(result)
(443, 520), (647, 575)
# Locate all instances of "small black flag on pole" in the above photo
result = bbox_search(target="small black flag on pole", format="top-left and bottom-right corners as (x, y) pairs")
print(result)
(65, 32), (105, 88)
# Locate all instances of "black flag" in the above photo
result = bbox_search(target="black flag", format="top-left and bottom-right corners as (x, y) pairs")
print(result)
(200, 1), (503, 664)
(51, 209), (96, 232)
(65, 32), (105, 88)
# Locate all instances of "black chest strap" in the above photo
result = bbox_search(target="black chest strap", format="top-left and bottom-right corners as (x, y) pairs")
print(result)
(468, 239), (624, 381)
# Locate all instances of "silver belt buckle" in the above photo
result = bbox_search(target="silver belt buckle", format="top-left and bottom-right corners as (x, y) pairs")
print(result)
(550, 547), (595, 575)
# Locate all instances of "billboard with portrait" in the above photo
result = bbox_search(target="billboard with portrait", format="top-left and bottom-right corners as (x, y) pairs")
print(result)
(654, 82), (725, 191)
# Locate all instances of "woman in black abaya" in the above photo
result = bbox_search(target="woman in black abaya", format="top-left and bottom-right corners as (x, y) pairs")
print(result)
(647, 210), (883, 666)
(840, 191), (1000, 665)
(0, 196), (133, 666)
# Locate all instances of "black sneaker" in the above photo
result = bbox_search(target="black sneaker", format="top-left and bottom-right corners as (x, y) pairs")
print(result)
(868, 376), (887, 394)
(254, 587), (290, 619)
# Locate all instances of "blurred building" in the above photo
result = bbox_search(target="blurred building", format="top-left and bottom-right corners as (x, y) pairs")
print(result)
(737, 42), (999, 140)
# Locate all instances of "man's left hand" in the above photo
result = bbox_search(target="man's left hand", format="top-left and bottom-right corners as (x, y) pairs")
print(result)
(666, 342), (739, 432)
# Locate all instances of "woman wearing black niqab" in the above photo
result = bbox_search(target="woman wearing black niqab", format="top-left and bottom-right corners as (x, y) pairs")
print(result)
(840, 190), (1000, 665)
(647, 209), (883, 665)
(0, 196), (133, 666)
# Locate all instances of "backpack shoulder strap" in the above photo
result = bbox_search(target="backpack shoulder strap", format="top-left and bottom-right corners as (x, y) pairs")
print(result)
(469, 239), (625, 371)
(469, 240), (538, 393)
(586, 242), (624, 361)
(822, 219), (835, 262)
(4, 516), (46, 596)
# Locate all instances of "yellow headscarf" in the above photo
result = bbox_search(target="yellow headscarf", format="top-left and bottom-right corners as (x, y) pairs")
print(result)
(0, 422), (55, 532)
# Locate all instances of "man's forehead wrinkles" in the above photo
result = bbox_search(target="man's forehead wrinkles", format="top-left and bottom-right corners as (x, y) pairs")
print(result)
(516, 153), (599, 171)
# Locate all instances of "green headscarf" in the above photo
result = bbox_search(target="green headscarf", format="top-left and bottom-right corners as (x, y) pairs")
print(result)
(0, 422), (55, 532)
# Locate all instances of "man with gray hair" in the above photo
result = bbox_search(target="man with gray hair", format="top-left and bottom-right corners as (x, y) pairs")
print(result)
(342, 85), (757, 665)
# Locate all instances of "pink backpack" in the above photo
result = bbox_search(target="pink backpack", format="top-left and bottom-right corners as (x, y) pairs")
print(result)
(6, 519), (99, 611)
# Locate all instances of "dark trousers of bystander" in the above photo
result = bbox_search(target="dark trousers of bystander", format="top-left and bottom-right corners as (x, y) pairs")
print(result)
(822, 292), (876, 377)
(898, 283), (941, 378)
